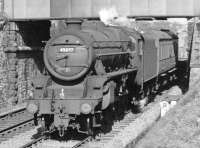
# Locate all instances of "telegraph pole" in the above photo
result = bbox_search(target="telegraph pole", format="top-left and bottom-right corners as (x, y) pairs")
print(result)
(187, 18), (196, 89)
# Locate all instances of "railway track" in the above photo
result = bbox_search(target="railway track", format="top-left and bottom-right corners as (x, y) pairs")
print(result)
(18, 96), (167, 148)
(20, 135), (92, 148)
(0, 86), (182, 148)
(19, 136), (47, 148)
(84, 111), (145, 148)
(0, 104), (91, 148)
(24, 102), (160, 148)
(0, 106), (35, 143)
(83, 88), (182, 148)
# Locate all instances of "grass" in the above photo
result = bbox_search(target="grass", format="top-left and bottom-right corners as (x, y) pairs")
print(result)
(135, 76), (200, 148)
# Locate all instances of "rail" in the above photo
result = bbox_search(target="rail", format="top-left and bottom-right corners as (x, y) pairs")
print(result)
(19, 136), (47, 148)
(0, 103), (26, 118)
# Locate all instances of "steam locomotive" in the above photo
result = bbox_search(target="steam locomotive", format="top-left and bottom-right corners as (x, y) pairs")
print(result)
(26, 19), (179, 136)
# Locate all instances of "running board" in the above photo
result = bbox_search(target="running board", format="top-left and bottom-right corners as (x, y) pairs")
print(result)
(105, 68), (137, 78)
(160, 68), (177, 77)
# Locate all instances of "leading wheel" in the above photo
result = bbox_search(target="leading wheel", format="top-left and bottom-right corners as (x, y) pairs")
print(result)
(86, 116), (94, 137)
(34, 113), (38, 126)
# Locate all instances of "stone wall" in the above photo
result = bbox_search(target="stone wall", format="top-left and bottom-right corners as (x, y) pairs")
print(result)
(0, 23), (8, 105)
(0, 20), (49, 107)
(0, 22), (30, 105)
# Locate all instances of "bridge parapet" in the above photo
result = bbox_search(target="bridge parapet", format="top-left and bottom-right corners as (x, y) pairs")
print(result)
(1, 0), (200, 20)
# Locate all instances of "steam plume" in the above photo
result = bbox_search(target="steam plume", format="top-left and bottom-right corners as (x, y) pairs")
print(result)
(99, 7), (138, 29)
(99, 7), (119, 25)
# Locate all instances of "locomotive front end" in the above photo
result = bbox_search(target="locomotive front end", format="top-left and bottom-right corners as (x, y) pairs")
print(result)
(44, 30), (94, 81)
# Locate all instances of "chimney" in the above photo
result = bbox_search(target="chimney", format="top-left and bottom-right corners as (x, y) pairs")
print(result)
(65, 19), (82, 30)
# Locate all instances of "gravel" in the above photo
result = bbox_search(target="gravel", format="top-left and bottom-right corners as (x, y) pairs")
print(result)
(35, 140), (80, 148)
(0, 126), (40, 148)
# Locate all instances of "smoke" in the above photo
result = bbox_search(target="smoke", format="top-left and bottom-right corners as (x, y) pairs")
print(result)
(99, 7), (134, 27)
(99, 7), (143, 33)
(99, 7), (119, 25)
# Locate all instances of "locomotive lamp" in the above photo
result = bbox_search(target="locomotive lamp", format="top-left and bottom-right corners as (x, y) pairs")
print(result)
(81, 103), (92, 114)
(26, 102), (38, 114)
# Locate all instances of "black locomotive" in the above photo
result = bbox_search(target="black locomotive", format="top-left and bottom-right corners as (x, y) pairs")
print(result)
(26, 19), (179, 136)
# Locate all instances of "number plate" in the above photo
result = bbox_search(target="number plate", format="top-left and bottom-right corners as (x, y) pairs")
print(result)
(59, 47), (74, 53)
